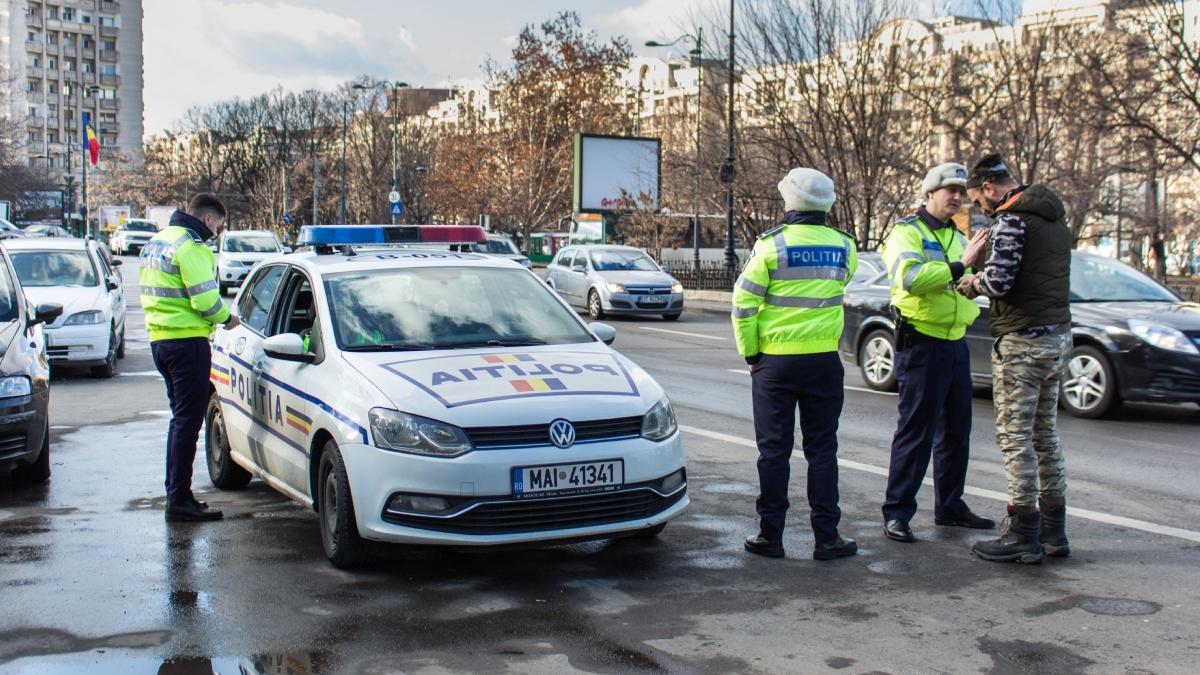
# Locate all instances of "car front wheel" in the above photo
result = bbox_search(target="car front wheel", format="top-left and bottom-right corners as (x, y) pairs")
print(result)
(318, 441), (369, 569)
(1060, 345), (1119, 418)
(588, 290), (605, 320)
(90, 327), (117, 378)
(859, 328), (898, 392)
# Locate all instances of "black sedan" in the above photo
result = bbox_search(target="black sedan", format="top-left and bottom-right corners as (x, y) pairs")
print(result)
(0, 246), (61, 485)
(840, 251), (1200, 418)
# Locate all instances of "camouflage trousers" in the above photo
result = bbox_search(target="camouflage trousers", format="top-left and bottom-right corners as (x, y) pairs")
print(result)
(991, 332), (1070, 507)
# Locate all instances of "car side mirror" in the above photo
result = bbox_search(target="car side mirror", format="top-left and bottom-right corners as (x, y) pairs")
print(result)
(208, 243), (218, 253)
(107, 280), (119, 291)
(110, 258), (122, 266)
(590, 322), (616, 345)
(30, 302), (63, 327)
(520, 249), (529, 256)
(282, 246), (293, 254)
(263, 333), (314, 363)
(571, 265), (586, 274)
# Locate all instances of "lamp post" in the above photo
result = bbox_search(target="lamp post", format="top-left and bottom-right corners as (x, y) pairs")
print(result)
(81, 84), (100, 240)
(647, 28), (704, 276)
(353, 80), (408, 224)
(721, 0), (737, 273)
(339, 99), (348, 224)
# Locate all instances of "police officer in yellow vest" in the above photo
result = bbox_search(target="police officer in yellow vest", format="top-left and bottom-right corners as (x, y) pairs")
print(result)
(140, 194), (240, 522)
(879, 164), (994, 543)
(733, 168), (859, 561)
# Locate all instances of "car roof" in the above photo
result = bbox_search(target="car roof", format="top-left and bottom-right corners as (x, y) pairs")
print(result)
(223, 230), (278, 237)
(576, 244), (645, 253)
(1, 237), (91, 251)
(269, 247), (524, 277)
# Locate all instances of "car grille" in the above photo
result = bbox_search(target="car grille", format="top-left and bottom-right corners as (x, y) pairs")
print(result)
(627, 287), (672, 295)
(0, 433), (28, 461)
(382, 485), (686, 535)
(465, 416), (643, 449)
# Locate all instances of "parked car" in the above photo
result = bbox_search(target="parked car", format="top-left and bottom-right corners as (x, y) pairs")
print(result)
(469, 233), (532, 268)
(545, 245), (685, 321)
(840, 251), (1200, 418)
(23, 224), (74, 238)
(215, 229), (287, 295)
(0, 216), (28, 240)
(3, 238), (126, 378)
(109, 218), (159, 256)
(0, 246), (60, 485)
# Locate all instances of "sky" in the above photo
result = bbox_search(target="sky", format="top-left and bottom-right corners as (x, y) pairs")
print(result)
(142, 0), (715, 136)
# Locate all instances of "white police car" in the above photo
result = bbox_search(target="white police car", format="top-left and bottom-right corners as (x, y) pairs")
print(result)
(206, 225), (687, 568)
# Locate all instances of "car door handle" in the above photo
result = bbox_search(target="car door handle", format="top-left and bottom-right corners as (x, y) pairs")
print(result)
(252, 363), (264, 378)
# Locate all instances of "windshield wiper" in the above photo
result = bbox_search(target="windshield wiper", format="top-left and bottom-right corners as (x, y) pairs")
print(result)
(443, 338), (549, 348)
(341, 343), (440, 352)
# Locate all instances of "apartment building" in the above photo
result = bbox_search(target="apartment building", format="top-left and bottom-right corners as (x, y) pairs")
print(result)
(0, 0), (143, 181)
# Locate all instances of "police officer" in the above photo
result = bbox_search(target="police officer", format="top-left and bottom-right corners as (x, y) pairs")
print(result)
(733, 168), (858, 561)
(140, 194), (239, 522)
(880, 164), (995, 544)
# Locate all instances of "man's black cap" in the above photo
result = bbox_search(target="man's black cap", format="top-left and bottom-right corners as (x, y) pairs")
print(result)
(966, 152), (1010, 188)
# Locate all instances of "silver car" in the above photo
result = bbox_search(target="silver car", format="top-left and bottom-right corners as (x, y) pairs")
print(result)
(545, 244), (684, 320)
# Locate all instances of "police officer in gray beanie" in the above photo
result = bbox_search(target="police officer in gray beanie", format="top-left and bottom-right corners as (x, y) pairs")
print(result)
(879, 163), (995, 544)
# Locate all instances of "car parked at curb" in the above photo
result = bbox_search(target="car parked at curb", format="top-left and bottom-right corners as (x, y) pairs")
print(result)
(2, 237), (126, 378)
(840, 251), (1200, 418)
(0, 245), (61, 485)
(545, 245), (685, 321)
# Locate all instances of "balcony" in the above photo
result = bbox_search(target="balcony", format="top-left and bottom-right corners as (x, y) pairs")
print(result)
(99, 99), (118, 110)
(46, 18), (64, 30)
(27, 114), (45, 127)
(26, 64), (41, 76)
(100, 122), (119, 134)
(65, 118), (79, 130)
(26, 14), (43, 28)
(82, 72), (96, 84)
(99, 49), (118, 62)
(28, 92), (45, 103)
(25, 40), (45, 53)
(99, 74), (118, 86)
(62, 44), (77, 56)
(100, 1), (120, 12)
(99, 26), (118, 38)
(81, 46), (95, 58)
(79, 0), (97, 9)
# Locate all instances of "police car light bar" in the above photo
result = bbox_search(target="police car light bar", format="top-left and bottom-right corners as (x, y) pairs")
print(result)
(299, 225), (488, 247)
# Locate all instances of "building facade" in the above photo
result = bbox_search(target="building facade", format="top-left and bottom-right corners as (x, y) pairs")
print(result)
(1, 0), (143, 185)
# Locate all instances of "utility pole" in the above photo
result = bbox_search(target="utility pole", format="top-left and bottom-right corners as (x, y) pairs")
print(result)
(721, 0), (738, 273)
(391, 84), (400, 224)
(340, 100), (348, 224)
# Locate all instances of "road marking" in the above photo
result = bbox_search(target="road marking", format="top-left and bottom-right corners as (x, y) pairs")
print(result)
(641, 327), (727, 341)
(724, 369), (898, 396)
(679, 424), (1200, 544)
(117, 370), (161, 377)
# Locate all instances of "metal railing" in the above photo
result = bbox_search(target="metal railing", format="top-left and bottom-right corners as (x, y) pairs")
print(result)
(664, 261), (738, 291)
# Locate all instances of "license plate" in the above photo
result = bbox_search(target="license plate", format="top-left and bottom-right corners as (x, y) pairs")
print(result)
(512, 459), (624, 499)
(639, 297), (667, 307)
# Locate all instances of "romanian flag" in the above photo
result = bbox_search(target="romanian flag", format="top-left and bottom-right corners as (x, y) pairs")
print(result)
(285, 406), (312, 434)
(483, 354), (535, 364)
(209, 364), (230, 386)
(510, 378), (566, 393)
(82, 112), (99, 166)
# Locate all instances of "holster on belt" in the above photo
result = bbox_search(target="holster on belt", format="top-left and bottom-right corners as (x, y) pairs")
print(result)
(891, 306), (915, 351)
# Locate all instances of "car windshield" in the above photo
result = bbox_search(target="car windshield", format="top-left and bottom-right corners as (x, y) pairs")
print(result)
(324, 266), (594, 350)
(1069, 255), (1179, 302)
(589, 249), (658, 271)
(0, 218), (19, 232)
(224, 236), (280, 253)
(10, 250), (98, 287)
(471, 238), (519, 255)
(124, 221), (157, 232)
(0, 261), (18, 322)
(851, 258), (882, 285)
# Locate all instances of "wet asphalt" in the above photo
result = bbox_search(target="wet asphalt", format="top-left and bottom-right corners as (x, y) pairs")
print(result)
(0, 258), (1197, 674)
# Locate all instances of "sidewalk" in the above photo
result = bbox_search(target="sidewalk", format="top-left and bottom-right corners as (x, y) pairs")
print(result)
(683, 290), (732, 315)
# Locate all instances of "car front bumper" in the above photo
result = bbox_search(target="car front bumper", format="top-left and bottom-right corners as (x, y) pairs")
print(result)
(219, 267), (251, 285)
(339, 432), (688, 545)
(601, 291), (685, 315)
(1114, 345), (1200, 403)
(45, 324), (111, 366)
(0, 391), (49, 474)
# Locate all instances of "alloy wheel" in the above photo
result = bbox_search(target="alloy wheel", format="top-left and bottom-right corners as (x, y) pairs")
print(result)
(1062, 353), (1106, 412)
(863, 335), (894, 386)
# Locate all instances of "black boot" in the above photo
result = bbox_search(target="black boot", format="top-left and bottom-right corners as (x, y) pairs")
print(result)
(1039, 496), (1069, 558)
(971, 505), (1042, 564)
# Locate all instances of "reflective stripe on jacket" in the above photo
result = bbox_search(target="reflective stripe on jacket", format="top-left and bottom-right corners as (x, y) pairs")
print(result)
(731, 224), (857, 356)
(881, 215), (980, 340)
(138, 225), (229, 342)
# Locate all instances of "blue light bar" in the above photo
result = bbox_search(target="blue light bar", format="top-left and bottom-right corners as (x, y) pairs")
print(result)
(299, 225), (487, 247)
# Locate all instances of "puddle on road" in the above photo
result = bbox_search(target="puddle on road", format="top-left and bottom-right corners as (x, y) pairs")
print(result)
(866, 559), (918, 576)
(1026, 594), (1162, 617)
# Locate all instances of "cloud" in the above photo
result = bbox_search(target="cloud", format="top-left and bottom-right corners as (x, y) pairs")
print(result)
(603, 0), (712, 41)
(143, 0), (423, 134)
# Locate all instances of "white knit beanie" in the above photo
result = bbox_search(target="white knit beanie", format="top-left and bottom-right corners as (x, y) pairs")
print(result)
(778, 168), (836, 212)
(922, 162), (968, 194)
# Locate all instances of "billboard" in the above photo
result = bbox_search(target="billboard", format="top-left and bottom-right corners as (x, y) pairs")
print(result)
(15, 191), (65, 225)
(573, 134), (661, 213)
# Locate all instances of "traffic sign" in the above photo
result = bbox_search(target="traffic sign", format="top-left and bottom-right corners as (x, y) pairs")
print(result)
(390, 202), (404, 217)
(282, 212), (293, 225)
(388, 190), (401, 204)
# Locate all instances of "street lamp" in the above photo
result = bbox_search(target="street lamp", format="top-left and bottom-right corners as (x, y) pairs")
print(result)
(81, 84), (101, 240)
(721, 0), (737, 274)
(647, 28), (704, 275)
(353, 80), (409, 224)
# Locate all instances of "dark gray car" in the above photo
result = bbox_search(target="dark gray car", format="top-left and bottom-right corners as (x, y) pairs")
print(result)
(545, 244), (684, 320)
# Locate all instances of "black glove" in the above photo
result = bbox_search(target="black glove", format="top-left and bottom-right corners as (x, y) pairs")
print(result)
(745, 354), (761, 366)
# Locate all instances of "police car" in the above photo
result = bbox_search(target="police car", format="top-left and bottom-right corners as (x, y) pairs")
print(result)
(206, 225), (688, 568)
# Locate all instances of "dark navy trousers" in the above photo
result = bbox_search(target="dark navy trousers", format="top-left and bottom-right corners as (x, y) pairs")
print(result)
(151, 338), (212, 505)
(882, 337), (972, 523)
(751, 352), (844, 544)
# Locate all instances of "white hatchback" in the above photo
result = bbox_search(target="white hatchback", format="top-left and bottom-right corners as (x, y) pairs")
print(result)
(2, 237), (126, 377)
(206, 225), (688, 568)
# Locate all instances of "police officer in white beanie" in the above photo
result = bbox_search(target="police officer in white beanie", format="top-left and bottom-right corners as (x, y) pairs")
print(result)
(878, 162), (995, 544)
(733, 167), (859, 560)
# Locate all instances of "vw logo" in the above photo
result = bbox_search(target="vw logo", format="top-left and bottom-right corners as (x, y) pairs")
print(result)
(548, 419), (576, 449)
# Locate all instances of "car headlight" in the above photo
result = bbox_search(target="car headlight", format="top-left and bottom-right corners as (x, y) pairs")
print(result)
(606, 281), (626, 293)
(671, 282), (684, 294)
(0, 376), (31, 398)
(1128, 319), (1200, 355)
(63, 310), (104, 326)
(369, 408), (474, 457)
(641, 396), (678, 441)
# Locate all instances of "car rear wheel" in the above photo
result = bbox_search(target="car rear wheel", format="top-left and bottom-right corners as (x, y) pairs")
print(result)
(318, 441), (369, 569)
(859, 329), (898, 392)
(588, 290), (605, 320)
(90, 327), (117, 378)
(205, 393), (252, 489)
(1060, 345), (1119, 418)
(12, 422), (51, 485)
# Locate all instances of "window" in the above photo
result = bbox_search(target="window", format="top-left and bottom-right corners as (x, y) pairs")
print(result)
(47, 131), (57, 143)
(100, 88), (116, 100)
(26, 80), (37, 92)
(65, 59), (76, 71)
(48, 103), (58, 115)
(100, 64), (116, 75)
(0, 258), (19, 323)
(45, 7), (58, 19)
(99, 16), (116, 28)
(31, 56), (39, 67)
(47, 58), (56, 70)
(47, 82), (57, 94)
(83, 37), (93, 49)
(10, 250), (100, 288)
(63, 84), (74, 96)
(238, 266), (286, 333)
(82, 62), (94, 73)
(571, 250), (590, 269)
(101, 40), (115, 50)
(81, 13), (92, 24)
(27, 107), (36, 116)
(47, 33), (57, 45)
(553, 248), (574, 267)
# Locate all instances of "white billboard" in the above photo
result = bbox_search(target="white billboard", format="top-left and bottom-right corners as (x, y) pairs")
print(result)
(573, 134), (661, 213)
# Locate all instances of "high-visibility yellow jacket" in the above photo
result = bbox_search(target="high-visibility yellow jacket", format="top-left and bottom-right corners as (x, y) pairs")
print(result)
(731, 223), (857, 356)
(139, 225), (230, 342)
(881, 214), (979, 340)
